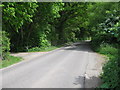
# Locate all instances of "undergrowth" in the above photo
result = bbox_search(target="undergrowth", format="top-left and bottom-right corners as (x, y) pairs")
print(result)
(1, 55), (22, 68)
(91, 42), (119, 89)
(28, 46), (60, 52)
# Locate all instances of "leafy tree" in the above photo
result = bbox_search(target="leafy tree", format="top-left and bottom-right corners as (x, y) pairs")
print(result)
(2, 2), (38, 51)
(55, 2), (88, 44)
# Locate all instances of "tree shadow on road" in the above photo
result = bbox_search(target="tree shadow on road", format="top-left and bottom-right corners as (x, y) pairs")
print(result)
(73, 75), (102, 89)
(63, 43), (94, 53)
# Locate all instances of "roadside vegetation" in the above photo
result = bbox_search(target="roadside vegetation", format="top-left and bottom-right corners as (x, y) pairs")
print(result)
(0, 2), (120, 88)
(1, 2), (88, 68)
(89, 3), (120, 89)
(28, 46), (60, 52)
(91, 42), (119, 88)
(0, 31), (22, 68)
(1, 55), (22, 68)
(98, 44), (119, 88)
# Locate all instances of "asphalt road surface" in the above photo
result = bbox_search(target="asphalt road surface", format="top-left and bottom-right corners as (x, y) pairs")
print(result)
(2, 41), (103, 88)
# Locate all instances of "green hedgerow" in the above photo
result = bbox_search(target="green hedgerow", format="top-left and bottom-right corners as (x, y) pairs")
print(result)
(1, 31), (10, 60)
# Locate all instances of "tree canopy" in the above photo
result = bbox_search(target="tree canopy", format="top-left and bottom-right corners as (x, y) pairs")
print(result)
(1, 2), (120, 88)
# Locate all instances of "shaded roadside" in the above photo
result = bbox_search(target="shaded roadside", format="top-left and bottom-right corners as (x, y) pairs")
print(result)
(84, 51), (106, 88)
(11, 52), (47, 61)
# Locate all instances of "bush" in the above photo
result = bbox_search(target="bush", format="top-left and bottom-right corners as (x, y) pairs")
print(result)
(28, 46), (58, 52)
(0, 31), (2, 58)
(100, 57), (119, 88)
(96, 43), (119, 89)
(90, 34), (106, 51)
(39, 33), (51, 48)
(28, 47), (42, 52)
(90, 33), (117, 52)
(99, 43), (118, 56)
(91, 33), (119, 88)
(1, 31), (10, 60)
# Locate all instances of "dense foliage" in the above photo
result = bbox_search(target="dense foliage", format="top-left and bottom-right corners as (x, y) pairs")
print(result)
(1, 2), (120, 88)
(98, 44), (119, 88)
(1, 31), (10, 60)
(89, 2), (120, 89)
(2, 2), (38, 52)
(2, 2), (89, 52)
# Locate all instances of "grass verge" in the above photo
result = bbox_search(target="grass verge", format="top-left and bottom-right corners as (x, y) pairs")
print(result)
(1, 46), (61, 69)
(1, 55), (22, 69)
(28, 46), (61, 52)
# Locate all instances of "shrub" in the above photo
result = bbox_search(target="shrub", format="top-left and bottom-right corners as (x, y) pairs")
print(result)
(91, 34), (119, 88)
(0, 31), (2, 58)
(99, 43), (118, 56)
(28, 47), (42, 52)
(1, 31), (10, 60)
(90, 33), (117, 52)
(97, 43), (119, 89)
(90, 34), (106, 51)
(100, 57), (119, 88)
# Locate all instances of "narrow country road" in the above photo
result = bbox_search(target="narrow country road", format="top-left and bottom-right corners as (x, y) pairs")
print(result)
(2, 41), (104, 88)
